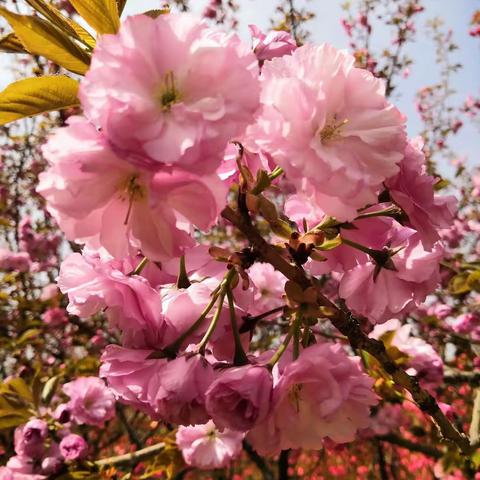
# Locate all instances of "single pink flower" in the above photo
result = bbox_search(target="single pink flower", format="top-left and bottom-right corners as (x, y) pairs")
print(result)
(176, 421), (243, 469)
(248, 343), (377, 455)
(249, 25), (297, 62)
(371, 319), (443, 391)
(0, 249), (31, 273)
(386, 138), (456, 249)
(247, 263), (286, 316)
(14, 420), (48, 459)
(38, 117), (225, 261)
(80, 14), (260, 172)
(59, 434), (88, 461)
(205, 365), (273, 431)
(339, 230), (443, 324)
(63, 377), (115, 426)
(246, 43), (406, 220)
(100, 345), (164, 417)
(41, 307), (67, 327)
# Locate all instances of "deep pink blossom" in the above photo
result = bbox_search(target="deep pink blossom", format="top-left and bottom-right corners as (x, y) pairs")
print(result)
(205, 365), (273, 431)
(0, 249), (31, 273)
(176, 421), (243, 469)
(14, 420), (48, 458)
(247, 43), (406, 220)
(41, 307), (67, 327)
(63, 376), (115, 426)
(59, 434), (88, 461)
(80, 14), (260, 172)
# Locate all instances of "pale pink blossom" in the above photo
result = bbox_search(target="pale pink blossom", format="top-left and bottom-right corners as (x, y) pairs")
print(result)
(58, 251), (166, 349)
(176, 421), (243, 469)
(371, 319), (443, 390)
(339, 229), (443, 324)
(249, 25), (297, 62)
(205, 365), (273, 431)
(386, 138), (456, 249)
(38, 117), (225, 261)
(63, 376), (115, 426)
(248, 343), (377, 455)
(247, 43), (406, 220)
(80, 14), (260, 172)
(247, 263), (286, 316)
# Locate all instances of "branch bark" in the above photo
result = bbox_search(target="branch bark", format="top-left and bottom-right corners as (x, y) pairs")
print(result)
(378, 434), (443, 459)
(95, 442), (165, 467)
(221, 205), (471, 454)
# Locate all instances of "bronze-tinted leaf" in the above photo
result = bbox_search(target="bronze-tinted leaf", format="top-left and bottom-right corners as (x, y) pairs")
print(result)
(0, 7), (90, 74)
(0, 75), (80, 126)
(69, 0), (120, 34)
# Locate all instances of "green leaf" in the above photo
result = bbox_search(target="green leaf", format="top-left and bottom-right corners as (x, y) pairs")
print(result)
(25, 0), (96, 48)
(448, 272), (471, 295)
(0, 75), (80, 126)
(0, 33), (27, 53)
(0, 412), (31, 429)
(316, 234), (342, 251)
(467, 270), (480, 292)
(41, 376), (60, 405)
(69, 0), (120, 34)
(16, 328), (41, 347)
(0, 7), (90, 74)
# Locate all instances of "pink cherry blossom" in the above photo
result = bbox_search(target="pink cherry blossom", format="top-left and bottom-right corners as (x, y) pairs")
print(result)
(0, 249), (31, 273)
(246, 43), (406, 220)
(41, 307), (67, 327)
(63, 376), (116, 426)
(38, 117), (225, 261)
(371, 319), (443, 391)
(247, 263), (286, 316)
(59, 434), (88, 461)
(205, 365), (273, 431)
(249, 25), (297, 62)
(58, 251), (166, 349)
(14, 420), (48, 459)
(80, 13), (260, 172)
(339, 230), (443, 324)
(100, 345), (164, 417)
(248, 343), (377, 455)
(386, 138), (456, 249)
(176, 421), (243, 469)
(150, 354), (215, 426)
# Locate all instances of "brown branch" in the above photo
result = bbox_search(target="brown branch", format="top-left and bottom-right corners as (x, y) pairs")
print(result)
(469, 389), (480, 446)
(444, 369), (480, 386)
(378, 434), (443, 459)
(95, 442), (165, 467)
(221, 205), (471, 454)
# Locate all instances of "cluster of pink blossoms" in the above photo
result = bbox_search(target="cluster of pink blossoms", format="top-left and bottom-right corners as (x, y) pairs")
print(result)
(0, 377), (114, 479)
(37, 11), (455, 469)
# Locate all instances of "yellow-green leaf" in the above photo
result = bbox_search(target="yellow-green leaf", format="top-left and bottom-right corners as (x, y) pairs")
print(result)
(1, 377), (33, 403)
(0, 33), (27, 53)
(25, 0), (96, 48)
(69, 0), (120, 34)
(143, 8), (170, 19)
(0, 75), (80, 126)
(0, 7), (90, 75)
(317, 234), (342, 251)
(448, 272), (471, 295)
(0, 412), (31, 430)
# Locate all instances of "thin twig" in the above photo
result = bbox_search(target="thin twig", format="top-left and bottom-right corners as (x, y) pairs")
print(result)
(95, 441), (165, 467)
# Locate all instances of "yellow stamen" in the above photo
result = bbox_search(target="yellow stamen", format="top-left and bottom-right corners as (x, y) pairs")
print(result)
(122, 175), (145, 225)
(156, 71), (180, 111)
(319, 116), (349, 143)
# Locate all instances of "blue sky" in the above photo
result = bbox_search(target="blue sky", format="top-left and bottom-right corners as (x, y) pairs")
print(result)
(1, 0), (479, 168)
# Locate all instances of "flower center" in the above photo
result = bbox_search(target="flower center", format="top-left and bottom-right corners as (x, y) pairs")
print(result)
(156, 71), (180, 111)
(319, 116), (349, 144)
(121, 175), (145, 225)
(288, 383), (303, 413)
